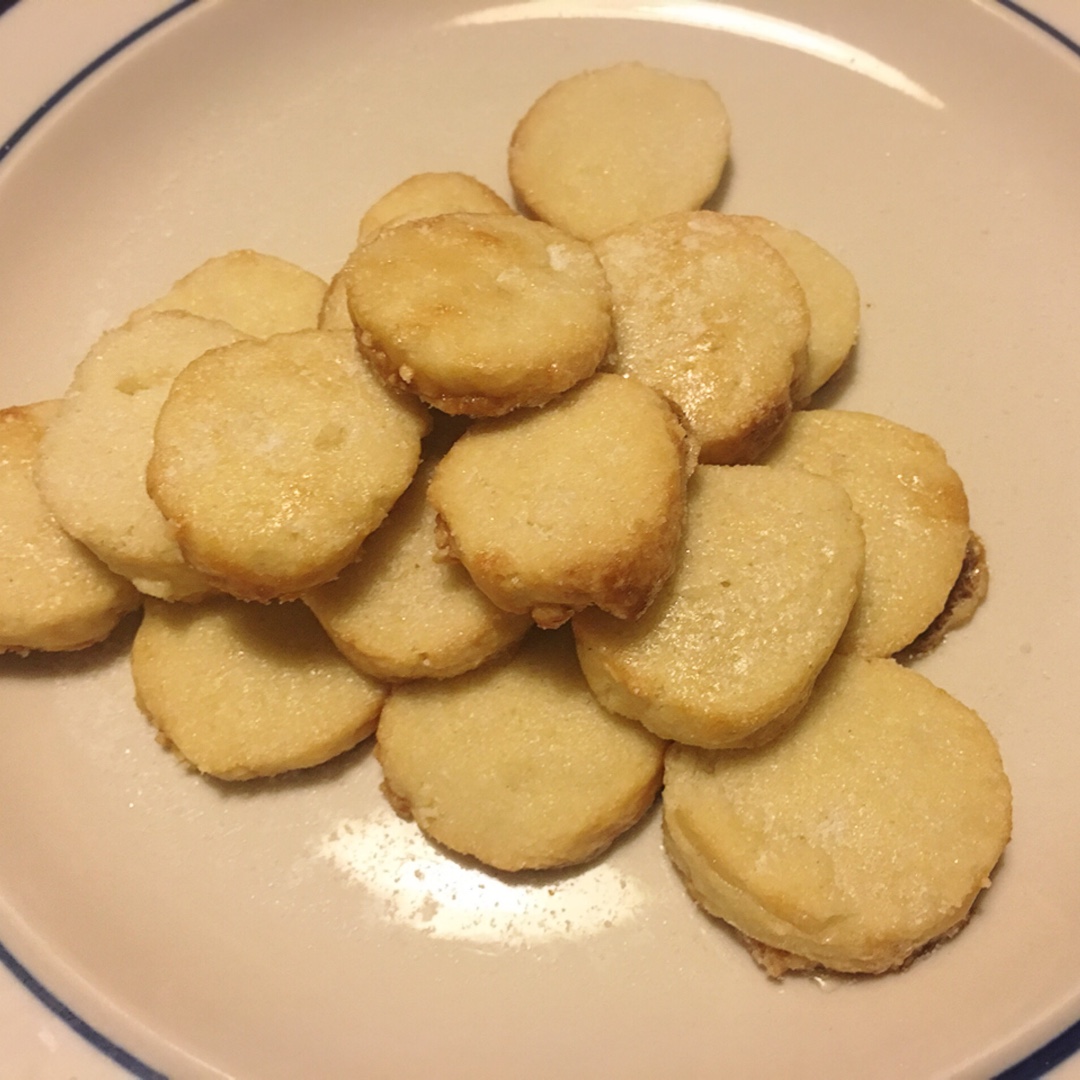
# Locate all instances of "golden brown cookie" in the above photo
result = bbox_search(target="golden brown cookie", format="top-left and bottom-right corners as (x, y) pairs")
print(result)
(1, 401), (141, 653)
(132, 596), (386, 780)
(344, 212), (611, 416)
(147, 329), (429, 600)
(376, 627), (666, 871)
(509, 62), (731, 241)
(427, 373), (690, 627)
(662, 654), (1012, 976)
(574, 464), (864, 748)
(596, 211), (809, 464)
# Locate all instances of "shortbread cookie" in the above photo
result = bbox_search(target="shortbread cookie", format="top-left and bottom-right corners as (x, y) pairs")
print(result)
(376, 628), (665, 871)
(36, 311), (247, 600)
(428, 373), (690, 627)
(597, 211), (810, 463)
(357, 171), (514, 243)
(131, 249), (327, 338)
(132, 596), (385, 780)
(345, 212), (611, 416)
(761, 410), (972, 657)
(663, 654), (1012, 976)
(728, 215), (860, 402)
(574, 465), (864, 748)
(304, 452), (532, 680)
(509, 62), (731, 241)
(148, 329), (429, 600)
(1, 401), (140, 653)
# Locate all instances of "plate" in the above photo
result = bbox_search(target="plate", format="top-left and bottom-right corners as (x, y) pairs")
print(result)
(2, 1), (1080, 1077)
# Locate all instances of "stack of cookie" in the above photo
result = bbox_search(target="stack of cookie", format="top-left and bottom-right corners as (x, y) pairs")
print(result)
(0, 61), (1010, 979)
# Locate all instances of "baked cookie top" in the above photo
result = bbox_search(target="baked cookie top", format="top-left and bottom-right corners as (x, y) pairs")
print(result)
(148, 329), (429, 600)
(574, 464), (864, 748)
(1, 401), (140, 654)
(596, 211), (809, 464)
(35, 310), (247, 600)
(132, 596), (385, 780)
(761, 409), (972, 657)
(376, 627), (665, 872)
(427, 373), (690, 627)
(662, 654), (1012, 976)
(509, 61), (731, 242)
(344, 212), (611, 416)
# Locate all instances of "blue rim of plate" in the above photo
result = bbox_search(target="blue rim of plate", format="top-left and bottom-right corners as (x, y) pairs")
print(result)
(0, 1), (1078, 1077)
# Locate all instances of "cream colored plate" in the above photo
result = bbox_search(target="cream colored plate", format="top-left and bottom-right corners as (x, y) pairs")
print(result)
(2, 1), (1080, 1077)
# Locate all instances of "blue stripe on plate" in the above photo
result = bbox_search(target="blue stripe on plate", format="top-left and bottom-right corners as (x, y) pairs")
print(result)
(0, 1), (1077, 1077)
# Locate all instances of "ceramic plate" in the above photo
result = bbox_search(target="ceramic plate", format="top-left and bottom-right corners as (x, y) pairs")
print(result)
(2, 1), (1080, 1077)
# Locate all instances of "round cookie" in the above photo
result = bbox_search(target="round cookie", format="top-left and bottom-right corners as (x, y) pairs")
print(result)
(427, 373), (691, 628)
(344, 212), (611, 416)
(147, 329), (430, 600)
(132, 596), (386, 780)
(509, 61), (731, 242)
(35, 310), (247, 600)
(760, 409), (972, 657)
(376, 627), (666, 872)
(357, 171), (514, 243)
(662, 654), (1012, 976)
(596, 211), (810, 464)
(130, 249), (327, 338)
(1, 401), (140, 653)
(303, 452), (532, 681)
(727, 215), (861, 403)
(573, 464), (864, 748)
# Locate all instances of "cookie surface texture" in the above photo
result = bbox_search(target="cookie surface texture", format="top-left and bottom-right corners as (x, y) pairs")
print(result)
(130, 249), (327, 338)
(728, 215), (860, 403)
(509, 61), (731, 242)
(35, 311), (247, 600)
(304, 450), (532, 680)
(357, 171), (514, 243)
(148, 329), (429, 600)
(427, 373), (690, 627)
(1, 401), (140, 653)
(376, 627), (666, 872)
(597, 211), (809, 464)
(345, 212), (611, 416)
(132, 596), (385, 780)
(662, 654), (1012, 975)
(574, 464), (864, 748)
(761, 409), (971, 656)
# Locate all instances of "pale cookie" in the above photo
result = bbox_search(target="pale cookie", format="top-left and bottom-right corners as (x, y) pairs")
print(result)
(663, 654), (1012, 976)
(357, 171), (514, 243)
(427, 373), (690, 628)
(35, 311), (247, 600)
(728, 215), (860, 403)
(345, 212), (611, 416)
(509, 61), (731, 242)
(318, 266), (354, 331)
(596, 211), (810, 464)
(148, 329), (429, 601)
(130, 249), (327, 338)
(304, 451), (532, 681)
(760, 409), (972, 657)
(1, 401), (140, 653)
(574, 465), (864, 748)
(376, 627), (666, 872)
(132, 596), (385, 780)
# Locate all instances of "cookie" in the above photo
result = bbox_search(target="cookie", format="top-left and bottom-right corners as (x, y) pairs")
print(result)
(574, 464), (864, 748)
(427, 373), (690, 627)
(1, 401), (140, 653)
(509, 61), (731, 241)
(132, 596), (385, 780)
(662, 654), (1012, 975)
(376, 627), (665, 871)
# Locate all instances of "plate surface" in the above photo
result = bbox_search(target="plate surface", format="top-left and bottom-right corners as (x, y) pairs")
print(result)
(2, 1), (1080, 1077)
